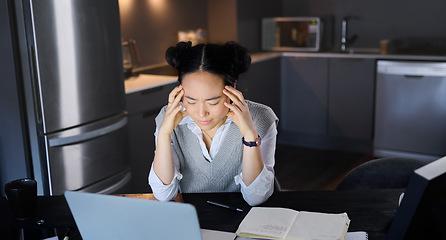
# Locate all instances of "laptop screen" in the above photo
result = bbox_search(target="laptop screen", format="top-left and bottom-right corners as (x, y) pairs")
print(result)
(65, 191), (203, 240)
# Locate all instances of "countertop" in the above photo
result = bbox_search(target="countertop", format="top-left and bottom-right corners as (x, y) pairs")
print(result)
(124, 74), (177, 94)
(123, 53), (283, 94)
(124, 51), (446, 94)
(257, 50), (446, 61)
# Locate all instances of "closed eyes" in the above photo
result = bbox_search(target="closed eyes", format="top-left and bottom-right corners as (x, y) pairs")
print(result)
(208, 101), (220, 106)
(185, 96), (222, 105)
(186, 100), (220, 106)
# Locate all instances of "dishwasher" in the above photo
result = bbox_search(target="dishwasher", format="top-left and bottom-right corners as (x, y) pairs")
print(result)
(374, 60), (446, 162)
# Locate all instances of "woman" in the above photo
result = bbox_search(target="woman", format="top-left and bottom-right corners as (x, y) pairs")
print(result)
(148, 41), (278, 206)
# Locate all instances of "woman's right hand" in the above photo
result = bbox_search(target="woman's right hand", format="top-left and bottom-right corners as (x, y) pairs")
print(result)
(153, 85), (187, 185)
(158, 85), (188, 136)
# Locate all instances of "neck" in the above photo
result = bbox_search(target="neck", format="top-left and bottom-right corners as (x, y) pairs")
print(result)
(203, 130), (213, 141)
(202, 116), (227, 141)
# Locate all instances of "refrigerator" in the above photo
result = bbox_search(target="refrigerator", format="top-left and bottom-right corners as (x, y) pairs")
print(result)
(0, 0), (131, 195)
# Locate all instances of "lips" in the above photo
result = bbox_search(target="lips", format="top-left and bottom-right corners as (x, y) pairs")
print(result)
(198, 120), (211, 125)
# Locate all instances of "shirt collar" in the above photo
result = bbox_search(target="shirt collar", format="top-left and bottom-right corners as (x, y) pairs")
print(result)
(180, 116), (233, 161)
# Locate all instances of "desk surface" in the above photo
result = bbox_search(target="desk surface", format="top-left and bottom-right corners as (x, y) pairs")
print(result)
(0, 189), (403, 240)
(183, 190), (402, 240)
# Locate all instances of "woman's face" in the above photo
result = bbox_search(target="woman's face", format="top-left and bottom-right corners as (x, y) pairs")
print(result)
(181, 71), (230, 131)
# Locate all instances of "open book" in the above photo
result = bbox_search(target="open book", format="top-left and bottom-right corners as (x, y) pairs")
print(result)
(236, 207), (350, 240)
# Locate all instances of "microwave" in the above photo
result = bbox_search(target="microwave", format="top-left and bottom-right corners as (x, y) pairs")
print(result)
(262, 17), (332, 52)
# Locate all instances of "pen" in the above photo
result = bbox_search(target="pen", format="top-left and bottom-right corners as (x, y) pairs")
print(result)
(207, 201), (243, 212)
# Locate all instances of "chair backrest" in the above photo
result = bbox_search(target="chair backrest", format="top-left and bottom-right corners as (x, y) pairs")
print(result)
(274, 176), (282, 192)
(336, 157), (426, 190)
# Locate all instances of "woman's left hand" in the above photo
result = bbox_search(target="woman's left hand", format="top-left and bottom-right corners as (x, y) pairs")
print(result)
(223, 86), (258, 140)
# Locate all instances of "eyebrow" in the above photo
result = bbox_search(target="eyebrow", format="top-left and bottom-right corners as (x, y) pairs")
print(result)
(185, 96), (222, 101)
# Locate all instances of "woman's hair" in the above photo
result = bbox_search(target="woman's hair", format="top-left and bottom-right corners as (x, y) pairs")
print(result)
(165, 41), (251, 86)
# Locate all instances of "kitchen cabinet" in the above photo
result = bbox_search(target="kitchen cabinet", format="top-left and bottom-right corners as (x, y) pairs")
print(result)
(280, 56), (375, 152)
(238, 57), (281, 118)
(328, 58), (375, 141)
(126, 82), (177, 193)
(281, 57), (329, 135)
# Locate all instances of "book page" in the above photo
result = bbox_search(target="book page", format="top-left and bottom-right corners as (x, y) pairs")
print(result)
(235, 232), (367, 240)
(286, 211), (350, 240)
(236, 207), (299, 239)
(201, 229), (236, 240)
(346, 231), (368, 240)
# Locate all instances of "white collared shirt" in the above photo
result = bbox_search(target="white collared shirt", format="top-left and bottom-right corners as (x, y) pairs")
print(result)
(149, 115), (277, 206)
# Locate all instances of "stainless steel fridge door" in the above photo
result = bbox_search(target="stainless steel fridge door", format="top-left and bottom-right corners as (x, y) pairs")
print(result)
(24, 0), (125, 133)
(45, 115), (130, 195)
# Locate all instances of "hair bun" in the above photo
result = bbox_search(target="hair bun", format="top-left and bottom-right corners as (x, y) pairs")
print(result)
(165, 41), (193, 69)
(224, 41), (251, 74)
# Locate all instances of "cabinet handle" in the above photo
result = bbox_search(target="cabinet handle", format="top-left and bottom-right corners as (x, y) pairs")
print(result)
(404, 75), (424, 79)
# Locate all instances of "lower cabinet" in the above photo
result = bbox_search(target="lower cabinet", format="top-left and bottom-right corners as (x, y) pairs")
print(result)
(127, 112), (156, 193)
(328, 58), (375, 141)
(126, 82), (177, 193)
(281, 57), (329, 135)
(280, 56), (375, 153)
(238, 57), (281, 118)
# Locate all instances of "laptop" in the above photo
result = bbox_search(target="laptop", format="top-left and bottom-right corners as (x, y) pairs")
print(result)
(64, 191), (204, 240)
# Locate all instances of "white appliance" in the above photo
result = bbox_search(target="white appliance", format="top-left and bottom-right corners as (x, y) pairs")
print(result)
(374, 60), (446, 162)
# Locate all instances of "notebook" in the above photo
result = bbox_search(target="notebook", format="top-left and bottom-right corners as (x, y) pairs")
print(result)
(64, 191), (204, 240)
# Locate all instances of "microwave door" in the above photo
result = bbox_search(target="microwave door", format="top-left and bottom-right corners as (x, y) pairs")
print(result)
(279, 22), (309, 48)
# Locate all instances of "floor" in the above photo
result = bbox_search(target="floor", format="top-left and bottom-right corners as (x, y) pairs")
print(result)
(274, 143), (375, 191)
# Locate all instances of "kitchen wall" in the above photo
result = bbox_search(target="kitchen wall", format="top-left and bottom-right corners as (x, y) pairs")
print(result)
(207, 0), (238, 44)
(281, 0), (446, 50)
(236, 0), (282, 53)
(120, 0), (446, 66)
(119, 0), (282, 67)
(119, 0), (208, 67)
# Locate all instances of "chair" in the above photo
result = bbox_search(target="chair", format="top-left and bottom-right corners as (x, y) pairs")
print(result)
(336, 157), (426, 190)
(274, 176), (282, 192)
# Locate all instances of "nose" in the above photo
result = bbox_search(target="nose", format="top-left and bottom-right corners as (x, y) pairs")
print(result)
(198, 103), (209, 117)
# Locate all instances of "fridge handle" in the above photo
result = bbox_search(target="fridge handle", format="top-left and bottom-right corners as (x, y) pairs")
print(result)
(77, 170), (132, 194)
(96, 171), (132, 194)
(30, 44), (44, 123)
(49, 117), (127, 147)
